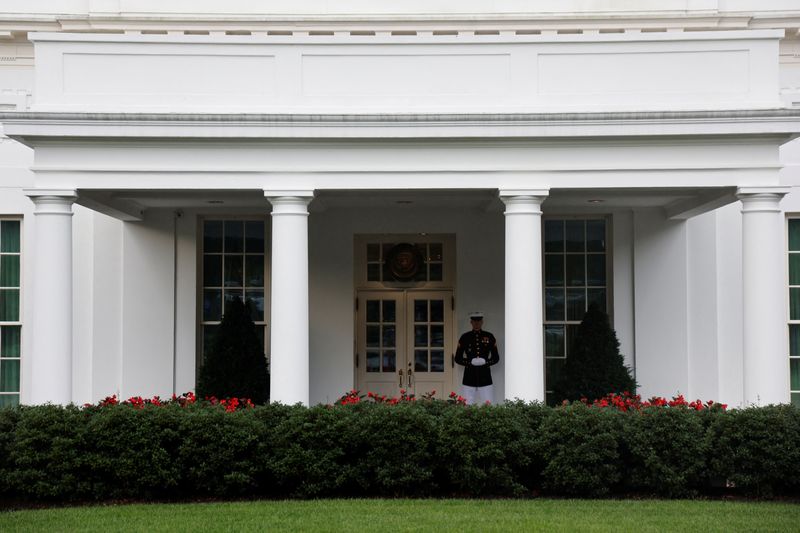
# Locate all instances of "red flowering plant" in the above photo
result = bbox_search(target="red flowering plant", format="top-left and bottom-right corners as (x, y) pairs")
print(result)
(83, 391), (254, 412)
(334, 389), (467, 406)
(568, 391), (727, 412)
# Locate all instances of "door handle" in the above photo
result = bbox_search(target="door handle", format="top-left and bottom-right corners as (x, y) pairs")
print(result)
(407, 368), (414, 388)
(398, 369), (404, 387)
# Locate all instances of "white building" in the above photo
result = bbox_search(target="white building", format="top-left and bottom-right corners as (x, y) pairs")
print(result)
(1, 1), (800, 408)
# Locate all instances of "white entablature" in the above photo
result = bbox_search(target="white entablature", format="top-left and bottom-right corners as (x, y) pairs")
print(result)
(29, 30), (782, 114)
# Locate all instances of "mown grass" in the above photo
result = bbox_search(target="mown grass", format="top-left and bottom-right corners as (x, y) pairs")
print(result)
(1, 498), (798, 532)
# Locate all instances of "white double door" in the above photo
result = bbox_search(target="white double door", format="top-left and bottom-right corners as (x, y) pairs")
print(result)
(356, 290), (455, 399)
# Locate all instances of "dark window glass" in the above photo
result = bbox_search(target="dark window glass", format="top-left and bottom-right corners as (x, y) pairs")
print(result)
(565, 220), (585, 252)
(203, 220), (223, 253)
(224, 221), (244, 253)
(544, 220), (564, 253)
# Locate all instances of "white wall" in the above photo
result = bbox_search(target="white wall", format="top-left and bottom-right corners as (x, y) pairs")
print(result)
(633, 209), (690, 398)
(687, 210), (720, 401)
(714, 202), (744, 407)
(119, 210), (175, 399)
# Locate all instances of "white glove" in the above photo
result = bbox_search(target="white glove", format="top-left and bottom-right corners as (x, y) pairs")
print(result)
(471, 357), (486, 367)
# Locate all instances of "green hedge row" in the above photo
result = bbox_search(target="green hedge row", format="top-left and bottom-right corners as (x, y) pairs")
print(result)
(0, 402), (798, 502)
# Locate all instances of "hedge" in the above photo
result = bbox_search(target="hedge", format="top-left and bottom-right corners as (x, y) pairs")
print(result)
(0, 399), (798, 502)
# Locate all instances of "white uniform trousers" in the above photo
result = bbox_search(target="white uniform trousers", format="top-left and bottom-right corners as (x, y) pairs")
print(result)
(462, 384), (494, 405)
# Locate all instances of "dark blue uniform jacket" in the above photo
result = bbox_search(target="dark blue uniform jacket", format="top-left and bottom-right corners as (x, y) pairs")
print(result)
(454, 329), (500, 387)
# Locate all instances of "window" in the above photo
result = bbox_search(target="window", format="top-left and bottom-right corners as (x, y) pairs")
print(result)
(543, 218), (609, 405)
(0, 219), (21, 407)
(200, 219), (269, 368)
(788, 219), (800, 407)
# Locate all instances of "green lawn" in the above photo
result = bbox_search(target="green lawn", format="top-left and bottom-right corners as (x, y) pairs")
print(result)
(1, 499), (798, 532)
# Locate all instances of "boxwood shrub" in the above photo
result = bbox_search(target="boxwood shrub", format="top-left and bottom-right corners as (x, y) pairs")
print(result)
(0, 398), (798, 503)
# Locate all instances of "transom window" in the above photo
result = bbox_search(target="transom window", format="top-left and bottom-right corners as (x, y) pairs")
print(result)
(355, 234), (455, 288)
(366, 242), (444, 283)
(543, 218), (610, 405)
(200, 219), (269, 368)
(0, 219), (21, 407)
(788, 218), (800, 407)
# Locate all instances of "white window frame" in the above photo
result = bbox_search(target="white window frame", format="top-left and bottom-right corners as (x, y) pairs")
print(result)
(0, 216), (22, 407)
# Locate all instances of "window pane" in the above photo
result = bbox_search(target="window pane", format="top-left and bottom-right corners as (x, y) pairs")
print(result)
(0, 221), (20, 253)
(566, 324), (581, 355)
(366, 300), (380, 323)
(790, 219), (800, 252)
(545, 255), (564, 287)
(224, 221), (244, 253)
(793, 392), (800, 408)
(566, 288), (586, 321)
(203, 220), (223, 253)
(367, 264), (380, 281)
(586, 254), (606, 287)
(0, 255), (20, 287)
(367, 243), (380, 262)
(430, 300), (444, 322)
(414, 300), (427, 322)
(587, 288), (607, 314)
(366, 325), (379, 347)
(382, 350), (396, 373)
(544, 220), (564, 253)
(414, 325), (428, 347)
(792, 288), (800, 321)
(224, 291), (243, 314)
(429, 263), (443, 281)
(586, 220), (606, 252)
(0, 359), (19, 392)
(203, 255), (222, 287)
(245, 221), (265, 254)
(366, 351), (380, 372)
(430, 350), (444, 372)
(245, 255), (265, 287)
(203, 290), (222, 321)
(791, 254), (800, 286)
(224, 256), (243, 287)
(1, 326), (21, 358)
(429, 243), (443, 261)
(566, 255), (585, 287)
(430, 325), (444, 347)
(545, 325), (565, 358)
(203, 325), (218, 359)
(791, 325), (800, 357)
(382, 325), (396, 348)
(546, 358), (565, 393)
(791, 359), (800, 391)
(382, 300), (396, 322)
(545, 288), (565, 321)
(0, 289), (19, 322)
(415, 349), (428, 372)
(245, 290), (264, 322)
(565, 220), (585, 252)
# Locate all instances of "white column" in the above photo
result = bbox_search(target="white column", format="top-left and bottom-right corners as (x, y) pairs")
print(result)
(24, 189), (77, 405)
(737, 186), (790, 406)
(265, 190), (313, 406)
(500, 189), (549, 403)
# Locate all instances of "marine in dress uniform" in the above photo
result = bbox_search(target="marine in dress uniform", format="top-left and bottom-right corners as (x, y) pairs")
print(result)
(454, 311), (499, 405)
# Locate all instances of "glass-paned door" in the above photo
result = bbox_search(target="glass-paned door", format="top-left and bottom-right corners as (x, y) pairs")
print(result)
(788, 218), (800, 407)
(356, 290), (454, 398)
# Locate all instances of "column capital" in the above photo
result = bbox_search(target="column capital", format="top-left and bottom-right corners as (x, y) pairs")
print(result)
(498, 189), (550, 201)
(24, 189), (78, 215)
(499, 189), (549, 215)
(736, 186), (791, 214)
(264, 190), (314, 215)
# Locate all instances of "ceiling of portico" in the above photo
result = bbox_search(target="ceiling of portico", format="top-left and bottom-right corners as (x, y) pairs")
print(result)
(80, 186), (736, 220)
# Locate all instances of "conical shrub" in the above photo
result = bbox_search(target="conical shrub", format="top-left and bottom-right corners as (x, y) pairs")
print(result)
(552, 304), (636, 403)
(197, 298), (269, 403)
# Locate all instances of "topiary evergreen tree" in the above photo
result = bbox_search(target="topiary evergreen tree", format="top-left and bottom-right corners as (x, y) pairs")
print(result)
(551, 304), (636, 403)
(197, 297), (269, 404)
